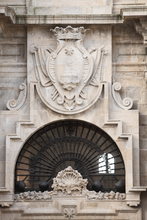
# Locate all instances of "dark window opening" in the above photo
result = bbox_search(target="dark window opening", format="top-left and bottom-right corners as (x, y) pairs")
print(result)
(15, 120), (125, 193)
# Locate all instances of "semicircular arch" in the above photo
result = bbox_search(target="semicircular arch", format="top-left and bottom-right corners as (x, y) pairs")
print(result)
(15, 119), (125, 193)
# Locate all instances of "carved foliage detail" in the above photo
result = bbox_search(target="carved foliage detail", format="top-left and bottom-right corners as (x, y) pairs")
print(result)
(14, 167), (126, 201)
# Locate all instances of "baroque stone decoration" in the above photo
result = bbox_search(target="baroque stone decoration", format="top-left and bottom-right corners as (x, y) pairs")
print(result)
(63, 207), (76, 220)
(1, 1), (147, 219)
(112, 82), (133, 110)
(32, 26), (106, 114)
(14, 167), (126, 201)
(6, 80), (27, 111)
(52, 166), (88, 194)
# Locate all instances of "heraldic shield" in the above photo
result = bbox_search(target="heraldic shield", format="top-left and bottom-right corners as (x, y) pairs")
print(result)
(32, 26), (106, 114)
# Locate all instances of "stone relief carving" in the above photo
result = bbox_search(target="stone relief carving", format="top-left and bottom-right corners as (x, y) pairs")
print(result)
(31, 26), (106, 114)
(52, 166), (88, 194)
(112, 82), (133, 110)
(86, 190), (126, 200)
(14, 190), (126, 201)
(14, 190), (52, 201)
(14, 166), (126, 201)
(63, 207), (76, 220)
(6, 80), (27, 111)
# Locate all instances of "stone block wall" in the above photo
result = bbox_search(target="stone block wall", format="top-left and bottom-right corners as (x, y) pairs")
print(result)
(0, 0), (147, 219)
(0, 24), (26, 110)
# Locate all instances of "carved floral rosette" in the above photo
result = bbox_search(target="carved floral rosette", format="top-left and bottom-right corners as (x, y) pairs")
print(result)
(31, 26), (106, 114)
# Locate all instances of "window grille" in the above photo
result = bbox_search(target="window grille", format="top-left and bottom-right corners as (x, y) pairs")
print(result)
(15, 120), (125, 193)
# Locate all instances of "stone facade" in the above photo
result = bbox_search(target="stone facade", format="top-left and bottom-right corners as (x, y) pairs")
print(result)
(0, 0), (147, 219)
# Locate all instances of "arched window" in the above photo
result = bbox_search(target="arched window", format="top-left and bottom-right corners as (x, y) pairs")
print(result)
(15, 120), (125, 193)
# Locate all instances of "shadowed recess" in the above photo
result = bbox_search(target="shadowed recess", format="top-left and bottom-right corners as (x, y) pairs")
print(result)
(15, 120), (125, 193)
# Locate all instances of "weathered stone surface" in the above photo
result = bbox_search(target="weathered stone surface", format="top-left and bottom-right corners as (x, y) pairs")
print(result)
(0, 0), (147, 220)
(14, 167), (126, 202)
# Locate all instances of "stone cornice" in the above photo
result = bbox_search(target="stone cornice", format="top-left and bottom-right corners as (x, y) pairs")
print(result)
(121, 6), (147, 17)
(0, 5), (147, 25)
(16, 14), (123, 24)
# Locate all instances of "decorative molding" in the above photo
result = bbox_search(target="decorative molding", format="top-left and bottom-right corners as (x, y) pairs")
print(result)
(14, 190), (126, 201)
(31, 26), (106, 114)
(63, 207), (76, 220)
(112, 82), (133, 110)
(86, 190), (126, 200)
(6, 80), (27, 111)
(121, 7), (147, 18)
(127, 201), (140, 207)
(14, 191), (52, 201)
(0, 202), (13, 208)
(14, 167), (126, 201)
(1, 6), (147, 26)
(17, 14), (123, 25)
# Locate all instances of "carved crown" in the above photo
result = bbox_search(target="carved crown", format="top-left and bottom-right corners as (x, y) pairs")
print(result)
(51, 26), (87, 40)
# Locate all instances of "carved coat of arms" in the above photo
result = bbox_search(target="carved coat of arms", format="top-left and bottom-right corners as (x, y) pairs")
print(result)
(32, 26), (106, 114)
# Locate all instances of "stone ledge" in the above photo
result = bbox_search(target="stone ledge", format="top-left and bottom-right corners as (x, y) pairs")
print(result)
(122, 6), (147, 17)
(16, 14), (124, 25)
(129, 186), (146, 192)
(0, 187), (10, 192)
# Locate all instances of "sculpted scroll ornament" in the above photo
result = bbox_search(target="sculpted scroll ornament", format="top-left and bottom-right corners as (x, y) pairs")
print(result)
(6, 80), (27, 111)
(112, 82), (133, 110)
(31, 26), (106, 114)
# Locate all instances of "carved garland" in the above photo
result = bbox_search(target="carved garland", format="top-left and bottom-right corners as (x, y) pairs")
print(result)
(14, 166), (126, 201)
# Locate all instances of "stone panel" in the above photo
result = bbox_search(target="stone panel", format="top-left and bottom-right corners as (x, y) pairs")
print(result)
(113, 21), (146, 110)
(0, 24), (26, 110)
(33, 0), (112, 15)
(113, 0), (147, 14)
(0, 0), (25, 5)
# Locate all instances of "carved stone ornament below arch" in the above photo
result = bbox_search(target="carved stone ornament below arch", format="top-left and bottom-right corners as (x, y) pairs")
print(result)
(52, 166), (88, 194)
(31, 26), (107, 114)
(14, 167), (126, 201)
